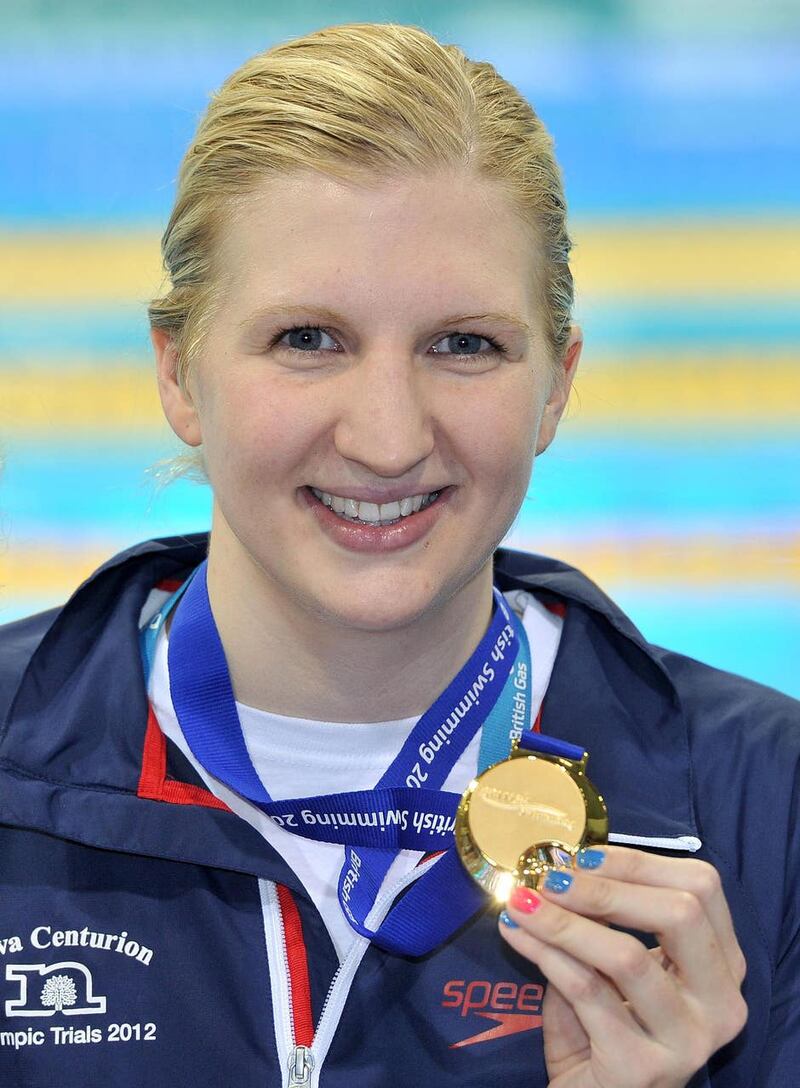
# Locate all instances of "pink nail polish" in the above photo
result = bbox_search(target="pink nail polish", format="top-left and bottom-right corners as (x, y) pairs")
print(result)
(509, 887), (542, 914)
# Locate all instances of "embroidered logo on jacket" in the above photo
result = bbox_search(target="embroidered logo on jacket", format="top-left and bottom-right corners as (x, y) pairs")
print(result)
(441, 978), (543, 1048)
(0, 922), (159, 1050)
(5, 962), (107, 1018)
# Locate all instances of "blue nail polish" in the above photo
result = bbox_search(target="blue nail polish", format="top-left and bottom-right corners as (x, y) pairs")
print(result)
(544, 870), (573, 894)
(499, 909), (519, 928)
(577, 848), (605, 870)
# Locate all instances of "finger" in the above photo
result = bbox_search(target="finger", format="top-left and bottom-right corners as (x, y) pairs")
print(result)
(500, 913), (721, 1087)
(578, 847), (746, 984)
(537, 866), (740, 1008)
(498, 914), (649, 1054)
(539, 979), (591, 1073)
(504, 889), (697, 1045)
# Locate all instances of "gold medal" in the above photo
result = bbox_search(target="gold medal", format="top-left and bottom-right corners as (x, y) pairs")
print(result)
(455, 740), (608, 901)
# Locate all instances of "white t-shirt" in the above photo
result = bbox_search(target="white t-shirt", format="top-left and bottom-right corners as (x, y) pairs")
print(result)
(144, 587), (563, 961)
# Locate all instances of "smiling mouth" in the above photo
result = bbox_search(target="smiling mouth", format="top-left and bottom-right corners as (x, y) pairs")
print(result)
(308, 486), (443, 527)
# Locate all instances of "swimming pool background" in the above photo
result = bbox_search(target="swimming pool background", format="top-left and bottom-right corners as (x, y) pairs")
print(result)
(1, 1), (798, 697)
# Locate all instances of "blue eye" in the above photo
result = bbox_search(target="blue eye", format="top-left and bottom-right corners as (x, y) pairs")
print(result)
(431, 332), (507, 356)
(275, 325), (339, 352)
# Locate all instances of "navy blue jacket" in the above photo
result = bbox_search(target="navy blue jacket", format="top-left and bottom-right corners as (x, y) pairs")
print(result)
(0, 534), (798, 1087)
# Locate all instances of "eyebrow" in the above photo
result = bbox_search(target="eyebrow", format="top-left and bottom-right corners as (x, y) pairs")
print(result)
(237, 303), (533, 338)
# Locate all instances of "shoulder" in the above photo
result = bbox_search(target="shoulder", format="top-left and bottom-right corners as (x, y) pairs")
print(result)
(496, 545), (800, 722)
(0, 532), (209, 725)
(0, 607), (62, 724)
(653, 643), (800, 754)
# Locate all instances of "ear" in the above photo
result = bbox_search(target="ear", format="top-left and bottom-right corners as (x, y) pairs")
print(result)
(151, 327), (203, 447)
(535, 324), (583, 455)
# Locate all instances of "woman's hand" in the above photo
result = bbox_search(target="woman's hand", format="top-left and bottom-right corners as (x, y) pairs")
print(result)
(498, 845), (748, 1088)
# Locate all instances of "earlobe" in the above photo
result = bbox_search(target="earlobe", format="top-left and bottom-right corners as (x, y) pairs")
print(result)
(150, 327), (203, 447)
(535, 325), (583, 456)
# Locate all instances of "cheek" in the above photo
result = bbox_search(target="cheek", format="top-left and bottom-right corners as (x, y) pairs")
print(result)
(200, 377), (325, 489)
(456, 379), (540, 491)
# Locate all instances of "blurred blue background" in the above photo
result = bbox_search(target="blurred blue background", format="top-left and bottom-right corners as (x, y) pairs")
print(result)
(1, 0), (798, 695)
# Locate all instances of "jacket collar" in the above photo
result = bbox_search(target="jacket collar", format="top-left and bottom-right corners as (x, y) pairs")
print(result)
(0, 534), (698, 879)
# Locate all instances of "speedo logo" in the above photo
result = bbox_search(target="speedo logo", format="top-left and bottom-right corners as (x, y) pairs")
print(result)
(441, 978), (543, 1048)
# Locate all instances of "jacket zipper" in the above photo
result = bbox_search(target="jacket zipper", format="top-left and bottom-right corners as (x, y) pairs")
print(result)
(259, 856), (440, 1088)
(260, 881), (303, 1086)
(287, 1044), (314, 1088)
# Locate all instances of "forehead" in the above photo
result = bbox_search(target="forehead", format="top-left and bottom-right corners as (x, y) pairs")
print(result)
(215, 170), (542, 319)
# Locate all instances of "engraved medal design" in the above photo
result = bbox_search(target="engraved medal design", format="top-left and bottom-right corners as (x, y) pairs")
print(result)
(455, 744), (608, 901)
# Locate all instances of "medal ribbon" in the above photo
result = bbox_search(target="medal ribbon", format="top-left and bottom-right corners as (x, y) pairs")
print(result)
(145, 561), (569, 955)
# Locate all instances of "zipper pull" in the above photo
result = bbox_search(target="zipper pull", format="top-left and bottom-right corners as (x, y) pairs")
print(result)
(287, 1044), (315, 1087)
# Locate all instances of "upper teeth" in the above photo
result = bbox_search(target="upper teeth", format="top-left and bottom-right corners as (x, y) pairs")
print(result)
(310, 488), (440, 524)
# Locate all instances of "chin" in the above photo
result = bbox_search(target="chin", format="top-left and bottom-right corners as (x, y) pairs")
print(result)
(300, 551), (493, 635)
(309, 584), (444, 634)
(288, 561), (448, 630)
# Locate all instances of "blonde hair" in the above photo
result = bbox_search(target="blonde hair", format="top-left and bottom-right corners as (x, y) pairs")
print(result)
(147, 22), (574, 484)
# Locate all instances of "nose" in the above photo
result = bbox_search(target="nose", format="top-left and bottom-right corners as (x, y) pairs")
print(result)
(333, 351), (435, 477)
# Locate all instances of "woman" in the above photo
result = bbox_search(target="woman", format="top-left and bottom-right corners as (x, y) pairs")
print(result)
(1, 21), (797, 1088)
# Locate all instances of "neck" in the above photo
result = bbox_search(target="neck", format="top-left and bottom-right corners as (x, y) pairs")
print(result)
(198, 534), (495, 724)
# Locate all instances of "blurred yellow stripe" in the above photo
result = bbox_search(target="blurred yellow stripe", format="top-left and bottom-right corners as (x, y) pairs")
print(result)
(570, 220), (800, 299)
(3, 533), (798, 599)
(0, 231), (165, 304)
(1, 548), (110, 599)
(526, 534), (800, 586)
(573, 357), (800, 426)
(2, 357), (798, 433)
(0, 368), (164, 432)
(1, 221), (799, 302)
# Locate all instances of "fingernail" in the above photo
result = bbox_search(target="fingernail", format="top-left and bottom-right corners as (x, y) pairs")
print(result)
(577, 848), (605, 870)
(508, 887), (542, 914)
(544, 870), (573, 894)
(499, 909), (519, 928)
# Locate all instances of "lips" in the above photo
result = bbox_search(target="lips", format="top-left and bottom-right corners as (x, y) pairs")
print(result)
(302, 485), (452, 554)
(309, 487), (440, 526)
